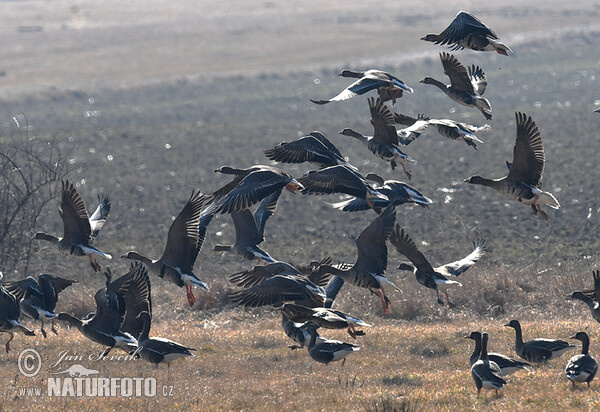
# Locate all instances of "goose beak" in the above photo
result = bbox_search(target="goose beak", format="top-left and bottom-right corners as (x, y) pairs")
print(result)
(569, 334), (578, 340)
(285, 180), (304, 193)
(503, 323), (511, 327)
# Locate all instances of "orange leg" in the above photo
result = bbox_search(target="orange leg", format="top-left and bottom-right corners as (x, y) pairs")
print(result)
(5, 333), (13, 353)
(378, 289), (390, 314)
(186, 285), (196, 307)
(400, 162), (411, 180)
(445, 292), (455, 308)
(51, 319), (58, 335)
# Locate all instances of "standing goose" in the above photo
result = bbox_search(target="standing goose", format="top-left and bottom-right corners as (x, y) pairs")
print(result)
(464, 113), (560, 219)
(565, 332), (598, 388)
(5, 274), (76, 338)
(0, 273), (35, 353)
(569, 270), (600, 324)
(34, 180), (111, 272)
(466, 331), (530, 375)
(298, 165), (388, 210)
(470, 332), (506, 398)
(121, 191), (213, 306)
(213, 190), (280, 264)
(332, 173), (432, 213)
(306, 323), (360, 366)
(204, 165), (303, 214)
(505, 320), (577, 364)
(421, 11), (512, 55)
(264, 131), (356, 170)
(311, 69), (413, 105)
(278, 303), (371, 339)
(57, 264), (150, 356)
(136, 311), (195, 368)
(390, 225), (485, 307)
(339, 97), (417, 178)
(315, 206), (401, 313)
(419, 53), (492, 120)
(227, 261), (329, 308)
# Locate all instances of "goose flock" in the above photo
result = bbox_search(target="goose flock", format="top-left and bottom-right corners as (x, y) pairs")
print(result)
(1, 9), (599, 398)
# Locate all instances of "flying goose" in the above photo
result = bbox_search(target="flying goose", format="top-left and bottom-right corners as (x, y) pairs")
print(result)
(203, 165), (303, 214)
(311, 69), (413, 105)
(5, 274), (76, 338)
(595, 107), (600, 113)
(264, 131), (356, 170)
(338, 97), (417, 178)
(464, 112), (560, 219)
(306, 323), (360, 366)
(136, 311), (195, 368)
(421, 11), (512, 55)
(57, 263), (151, 357)
(466, 331), (530, 375)
(278, 303), (371, 339)
(315, 206), (401, 313)
(34, 180), (111, 272)
(565, 331), (598, 388)
(505, 320), (577, 364)
(396, 113), (490, 150)
(419, 53), (492, 120)
(121, 191), (213, 307)
(391, 225), (485, 307)
(470, 332), (506, 398)
(298, 165), (388, 210)
(213, 190), (280, 264)
(0, 273), (35, 353)
(227, 261), (330, 308)
(281, 315), (326, 350)
(331, 173), (432, 213)
(569, 271), (600, 324)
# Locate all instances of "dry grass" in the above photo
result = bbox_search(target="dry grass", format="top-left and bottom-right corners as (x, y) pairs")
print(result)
(1, 310), (600, 411)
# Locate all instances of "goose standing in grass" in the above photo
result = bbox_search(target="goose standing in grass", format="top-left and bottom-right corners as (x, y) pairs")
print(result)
(331, 173), (432, 213)
(227, 261), (330, 307)
(419, 52), (492, 120)
(0, 273), (35, 353)
(278, 303), (371, 339)
(122, 191), (213, 307)
(136, 311), (195, 368)
(298, 165), (388, 210)
(34, 180), (111, 272)
(565, 332), (598, 388)
(315, 206), (401, 314)
(203, 165), (303, 214)
(505, 320), (577, 364)
(470, 332), (506, 398)
(57, 264), (150, 357)
(306, 323), (359, 366)
(395, 113), (490, 150)
(569, 270), (600, 324)
(311, 69), (413, 105)
(466, 331), (530, 375)
(464, 112), (560, 219)
(5, 274), (76, 338)
(264, 131), (356, 170)
(391, 225), (485, 307)
(421, 11), (512, 55)
(213, 190), (280, 264)
(338, 97), (417, 178)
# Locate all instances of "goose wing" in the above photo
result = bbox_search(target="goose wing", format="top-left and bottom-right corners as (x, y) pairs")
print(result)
(354, 206), (395, 274)
(59, 180), (92, 244)
(253, 189), (281, 236)
(436, 238), (486, 277)
(38, 275), (76, 311)
(228, 276), (323, 307)
(440, 52), (474, 94)
(119, 263), (152, 339)
(389, 224), (435, 272)
(428, 11), (499, 47)
(264, 135), (338, 167)
(468, 65), (488, 96)
(160, 190), (205, 272)
(369, 97), (398, 145)
(507, 112), (545, 187)
(231, 209), (263, 247)
(88, 195), (111, 239)
(299, 165), (369, 199)
(3, 277), (42, 302)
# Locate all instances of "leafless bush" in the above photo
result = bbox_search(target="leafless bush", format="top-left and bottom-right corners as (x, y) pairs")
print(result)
(0, 115), (70, 273)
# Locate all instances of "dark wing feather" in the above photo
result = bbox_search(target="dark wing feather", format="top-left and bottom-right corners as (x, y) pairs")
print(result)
(0, 286), (20, 320)
(253, 189), (281, 236)
(264, 136), (337, 167)
(299, 165), (368, 199)
(231, 209), (263, 247)
(38, 275), (76, 311)
(228, 276), (322, 307)
(308, 132), (345, 160)
(354, 206), (396, 274)
(119, 263), (152, 339)
(60, 180), (92, 244)
(89, 195), (111, 239)
(389, 224), (435, 272)
(369, 97), (399, 145)
(217, 169), (290, 214)
(507, 112), (545, 186)
(160, 190), (205, 271)
(429, 11), (498, 46)
(3, 277), (42, 302)
(440, 52), (474, 94)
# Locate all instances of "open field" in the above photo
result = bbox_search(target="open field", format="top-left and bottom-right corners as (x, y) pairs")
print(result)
(0, 0), (600, 410)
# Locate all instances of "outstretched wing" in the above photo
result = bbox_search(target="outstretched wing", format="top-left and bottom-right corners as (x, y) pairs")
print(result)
(60, 180), (92, 244)
(507, 112), (545, 187)
(354, 206), (396, 274)
(369, 97), (399, 145)
(436, 239), (486, 276)
(389, 224), (435, 272)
